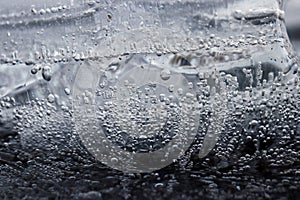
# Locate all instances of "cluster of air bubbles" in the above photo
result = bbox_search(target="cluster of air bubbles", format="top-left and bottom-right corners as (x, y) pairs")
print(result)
(30, 5), (68, 16)
(0, 96), (16, 109)
(196, 66), (300, 176)
(0, 0), (299, 198)
(30, 64), (52, 81)
(13, 97), (75, 150)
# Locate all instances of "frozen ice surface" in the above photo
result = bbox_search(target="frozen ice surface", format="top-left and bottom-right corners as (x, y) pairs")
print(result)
(0, 0), (299, 199)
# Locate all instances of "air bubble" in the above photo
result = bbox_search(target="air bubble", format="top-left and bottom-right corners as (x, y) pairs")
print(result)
(31, 65), (40, 74)
(64, 88), (71, 95)
(111, 157), (118, 164)
(42, 66), (52, 81)
(47, 94), (55, 103)
(168, 84), (174, 92)
(160, 69), (171, 80)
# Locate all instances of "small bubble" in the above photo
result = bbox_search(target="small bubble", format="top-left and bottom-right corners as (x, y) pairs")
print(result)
(177, 88), (183, 96)
(47, 94), (55, 103)
(168, 84), (174, 92)
(154, 183), (164, 187)
(39, 9), (46, 15)
(107, 13), (112, 21)
(31, 65), (40, 74)
(186, 93), (194, 98)
(111, 157), (118, 164)
(64, 88), (71, 95)
(198, 72), (205, 79)
(42, 66), (52, 81)
(159, 94), (165, 102)
(160, 69), (171, 80)
(249, 119), (259, 126)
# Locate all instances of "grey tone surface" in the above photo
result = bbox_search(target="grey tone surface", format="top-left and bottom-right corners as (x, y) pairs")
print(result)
(0, 0), (299, 199)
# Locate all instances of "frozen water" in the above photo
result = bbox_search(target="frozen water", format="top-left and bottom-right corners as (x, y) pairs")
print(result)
(0, 0), (299, 199)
